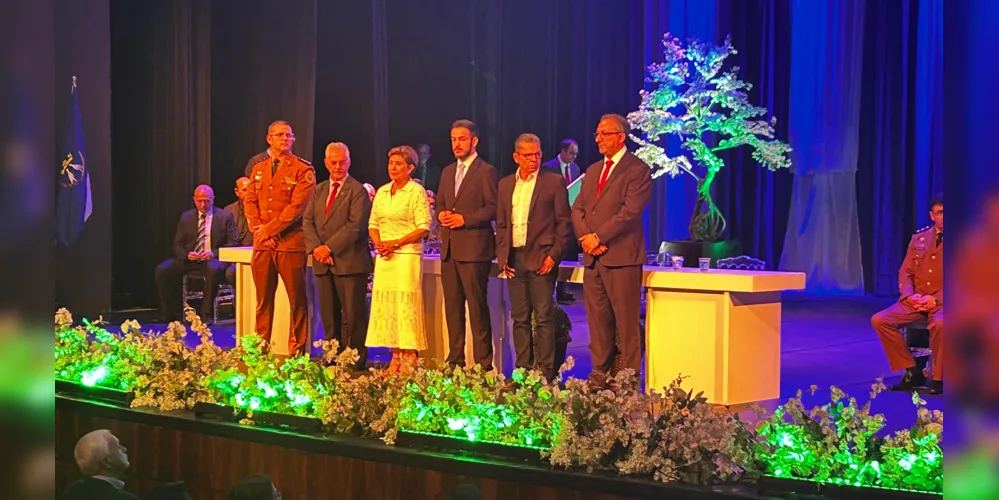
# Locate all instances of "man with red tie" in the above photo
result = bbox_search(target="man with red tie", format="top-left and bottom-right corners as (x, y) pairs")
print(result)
(243, 121), (316, 355)
(571, 114), (652, 389)
(542, 138), (581, 303)
(303, 142), (373, 369)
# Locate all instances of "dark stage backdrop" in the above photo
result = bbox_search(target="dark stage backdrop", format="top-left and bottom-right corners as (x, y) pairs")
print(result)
(54, 0), (112, 316)
(109, 0), (940, 308)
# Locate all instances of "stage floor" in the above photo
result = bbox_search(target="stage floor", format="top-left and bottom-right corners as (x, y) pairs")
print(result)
(112, 287), (940, 434)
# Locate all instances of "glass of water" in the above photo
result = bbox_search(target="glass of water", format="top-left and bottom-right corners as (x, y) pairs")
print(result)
(671, 255), (684, 270)
(656, 242), (669, 268)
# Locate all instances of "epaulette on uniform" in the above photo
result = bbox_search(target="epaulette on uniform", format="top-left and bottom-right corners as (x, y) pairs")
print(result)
(914, 225), (933, 235)
(296, 156), (312, 166)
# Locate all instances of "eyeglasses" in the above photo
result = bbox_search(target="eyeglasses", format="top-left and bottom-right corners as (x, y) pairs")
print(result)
(517, 152), (541, 159)
(269, 133), (295, 139)
(594, 131), (624, 139)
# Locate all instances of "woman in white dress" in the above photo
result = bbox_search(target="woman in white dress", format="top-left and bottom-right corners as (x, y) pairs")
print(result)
(366, 146), (432, 372)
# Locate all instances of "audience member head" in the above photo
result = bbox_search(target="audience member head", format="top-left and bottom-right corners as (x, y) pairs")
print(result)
(145, 481), (191, 500)
(73, 429), (129, 479)
(929, 192), (943, 231)
(265, 120), (295, 155)
(444, 484), (483, 500)
(387, 145), (418, 185)
(558, 138), (578, 165)
(193, 185), (215, 214)
(417, 143), (431, 164)
(362, 183), (376, 201)
(426, 189), (436, 208)
(512, 133), (542, 178)
(594, 113), (629, 158)
(227, 474), (279, 500)
(324, 142), (351, 182)
(234, 177), (251, 201)
(450, 119), (479, 161)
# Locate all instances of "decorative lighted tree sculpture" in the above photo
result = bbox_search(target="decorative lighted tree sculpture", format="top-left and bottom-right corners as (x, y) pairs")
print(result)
(628, 33), (792, 242)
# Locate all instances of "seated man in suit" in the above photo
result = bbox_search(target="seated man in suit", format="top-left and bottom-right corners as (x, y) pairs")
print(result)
(303, 142), (373, 369)
(496, 134), (572, 384)
(155, 185), (238, 323)
(224, 176), (254, 285)
(542, 138), (581, 303)
(63, 429), (139, 500)
(872, 193), (944, 394)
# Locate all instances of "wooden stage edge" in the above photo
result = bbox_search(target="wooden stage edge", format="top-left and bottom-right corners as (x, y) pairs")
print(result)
(56, 396), (767, 500)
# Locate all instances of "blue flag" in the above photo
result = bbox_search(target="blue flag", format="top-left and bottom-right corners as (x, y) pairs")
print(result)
(56, 76), (93, 247)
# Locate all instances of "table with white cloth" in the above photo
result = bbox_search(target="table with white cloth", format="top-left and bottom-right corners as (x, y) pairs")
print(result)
(221, 247), (804, 404)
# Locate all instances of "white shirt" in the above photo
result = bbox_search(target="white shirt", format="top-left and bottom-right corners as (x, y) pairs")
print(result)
(455, 152), (479, 191)
(198, 210), (213, 253)
(511, 170), (538, 248)
(559, 160), (572, 182)
(599, 147), (627, 182)
(93, 475), (125, 490)
(370, 180), (432, 254)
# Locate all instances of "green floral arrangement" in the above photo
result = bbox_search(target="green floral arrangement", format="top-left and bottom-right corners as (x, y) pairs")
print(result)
(395, 363), (568, 449)
(547, 373), (759, 484)
(55, 310), (943, 491)
(756, 380), (943, 494)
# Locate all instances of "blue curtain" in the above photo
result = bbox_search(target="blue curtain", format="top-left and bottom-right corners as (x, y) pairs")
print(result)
(856, 0), (944, 295)
(641, 0), (717, 248)
(779, 0), (866, 294)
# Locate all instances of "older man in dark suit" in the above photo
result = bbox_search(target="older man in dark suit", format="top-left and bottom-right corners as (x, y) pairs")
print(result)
(436, 119), (499, 370)
(571, 114), (652, 388)
(497, 134), (572, 383)
(303, 142), (373, 369)
(155, 185), (238, 323)
(542, 138), (582, 303)
(64, 430), (139, 500)
(224, 176), (254, 285)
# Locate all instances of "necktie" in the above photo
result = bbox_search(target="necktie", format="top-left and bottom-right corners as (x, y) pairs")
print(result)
(196, 214), (206, 253)
(271, 158), (280, 175)
(454, 162), (466, 197)
(936, 231), (942, 247)
(325, 182), (340, 216)
(564, 165), (571, 184)
(596, 159), (613, 196)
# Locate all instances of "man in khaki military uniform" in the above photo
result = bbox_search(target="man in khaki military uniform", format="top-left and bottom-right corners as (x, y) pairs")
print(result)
(243, 121), (316, 354)
(871, 194), (943, 394)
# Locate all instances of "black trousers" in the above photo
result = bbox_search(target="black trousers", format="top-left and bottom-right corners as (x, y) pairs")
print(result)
(583, 260), (643, 384)
(315, 272), (369, 369)
(507, 248), (557, 381)
(155, 258), (228, 319)
(440, 257), (493, 369)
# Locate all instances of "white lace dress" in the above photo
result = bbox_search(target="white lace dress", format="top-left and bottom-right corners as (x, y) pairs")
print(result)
(365, 180), (432, 350)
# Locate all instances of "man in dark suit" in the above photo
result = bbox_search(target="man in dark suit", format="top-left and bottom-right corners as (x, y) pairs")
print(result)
(496, 134), (572, 383)
(303, 142), (373, 369)
(63, 429), (139, 500)
(435, 119), (499, 370)
(243, 150), (271, 177)
(571, 114), (652, 388)
(542, 138), (582, 303)
(415, 143), (440, 190)
(155, 185), (238, 323)
(224, 176), (254, 285)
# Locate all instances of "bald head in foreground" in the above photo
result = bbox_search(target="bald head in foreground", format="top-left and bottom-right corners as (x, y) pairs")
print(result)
(154, 184), (240, 323)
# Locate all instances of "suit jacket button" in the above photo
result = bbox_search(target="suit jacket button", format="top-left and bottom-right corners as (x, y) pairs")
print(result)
(928, 269), (932, 273)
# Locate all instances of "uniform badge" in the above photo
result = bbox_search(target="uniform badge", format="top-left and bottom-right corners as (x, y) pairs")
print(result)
(284, 176), (295, 185)
(915, 237), (925, 251)
(304, 170), (315, 184)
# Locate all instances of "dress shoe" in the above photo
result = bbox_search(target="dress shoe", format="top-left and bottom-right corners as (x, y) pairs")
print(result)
(556, 290), (576, 304)
(927, 380), (943, 395)
(889, 367), (927, 391)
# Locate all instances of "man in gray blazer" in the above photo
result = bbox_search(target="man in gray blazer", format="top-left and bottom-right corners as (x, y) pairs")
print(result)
(497, 134), (572, 383)
(435, 119), (499, 370)
(542, 138), (582, 303)
(303, 142), (373, 369)
(571, 114), (652, 388)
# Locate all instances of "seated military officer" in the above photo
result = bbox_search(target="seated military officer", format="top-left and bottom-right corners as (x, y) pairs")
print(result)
(871, 193), (943, 394)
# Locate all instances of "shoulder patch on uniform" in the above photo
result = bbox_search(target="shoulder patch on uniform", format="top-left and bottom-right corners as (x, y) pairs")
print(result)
(304, 170), (315, 184)
(915, 225), (932, 234)
(297, 156), (312, 166)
